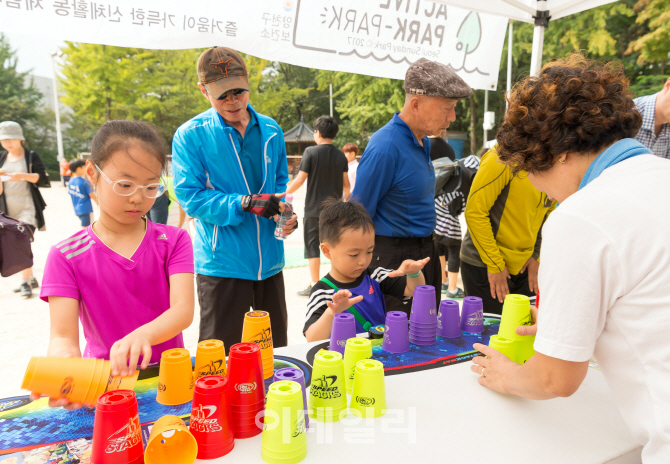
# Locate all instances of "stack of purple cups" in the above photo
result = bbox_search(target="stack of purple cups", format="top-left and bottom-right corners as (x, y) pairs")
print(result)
(329, 313), (356, 355)
(460, 296), (484, 333)
(409, 285), (437, 346)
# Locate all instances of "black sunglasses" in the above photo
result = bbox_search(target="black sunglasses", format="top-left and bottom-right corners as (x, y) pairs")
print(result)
(217, 88), (248, 101)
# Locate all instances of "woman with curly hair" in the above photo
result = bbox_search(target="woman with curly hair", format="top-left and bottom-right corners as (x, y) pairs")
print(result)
(470, 54), (670, 461)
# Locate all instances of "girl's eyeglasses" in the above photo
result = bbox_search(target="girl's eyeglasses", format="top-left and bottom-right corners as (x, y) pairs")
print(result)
(94, 164), (165, 199)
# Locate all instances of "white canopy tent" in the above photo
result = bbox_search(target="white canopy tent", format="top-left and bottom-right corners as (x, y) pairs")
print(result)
(437, 0), (618, 75)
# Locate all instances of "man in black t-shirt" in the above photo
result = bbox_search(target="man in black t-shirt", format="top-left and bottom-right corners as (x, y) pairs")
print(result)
(287, 116), (350, 296)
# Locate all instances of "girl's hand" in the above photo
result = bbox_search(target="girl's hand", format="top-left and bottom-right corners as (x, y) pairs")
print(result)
(29, 392), (83, 410)
(326, 289), (364, 315)
(388, 257), (431, 278)
(110, 332), (152, 377)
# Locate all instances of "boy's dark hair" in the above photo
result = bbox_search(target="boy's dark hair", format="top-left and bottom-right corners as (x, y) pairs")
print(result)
(319, 198), (375, 245)
(90, 120), (167, 174)
(68, 158), (86, 172)
(313, 116), (339, 140)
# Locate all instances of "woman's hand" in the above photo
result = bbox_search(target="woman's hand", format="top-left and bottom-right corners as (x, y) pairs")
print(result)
(5, 172), (26, 182)
(487, 267), (510, 303)
(326, 289), (364, 315)
(516, 306), (538, 336)
(388, 257), (431, 277)
(470, 343), (521, 394)
(110, 331), (152, 377)
(521, 257), (540, 293)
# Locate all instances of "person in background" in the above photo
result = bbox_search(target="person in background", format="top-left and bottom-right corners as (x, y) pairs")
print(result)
(429, 130), (456, 162)
(460, 145), (554, 315)
(633, 77), (669, 159)
(286, 116), (350, 297)
(342, 143), (359, 193)
(60, 157), (72, 187)
(172, 47), (297, 353)
(0, 121), (50, 299)
(146, 185), (171, 224)
(353, 58), (472, 314)
(66, 159), (97, 229)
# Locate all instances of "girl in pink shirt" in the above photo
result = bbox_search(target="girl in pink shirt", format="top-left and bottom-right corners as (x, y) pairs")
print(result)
(38, 121), (195, 409)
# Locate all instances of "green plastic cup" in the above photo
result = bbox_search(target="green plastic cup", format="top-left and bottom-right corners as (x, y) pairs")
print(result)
(499, 294), (534, 342)
(349, 359), (386, 419)
(343, 338), (372, 395)
(261, 380), (307, 464)
(308, 351), (348, 423)
(488, 335), (516, 362)
(514, 337), (536, 364)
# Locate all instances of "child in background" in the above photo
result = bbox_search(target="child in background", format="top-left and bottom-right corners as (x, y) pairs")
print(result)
(37, 120), (194, 409)
(66, 158), (97, 229)
(304, 199), (429, 342)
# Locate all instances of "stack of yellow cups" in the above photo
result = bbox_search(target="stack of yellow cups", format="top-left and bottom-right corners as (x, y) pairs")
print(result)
(308, 351), (347, 422)
(343, 338), (372, 395)
(194, 339), (226, 380)
(242, 311), (274, 379)
(261, 381), (307, 464)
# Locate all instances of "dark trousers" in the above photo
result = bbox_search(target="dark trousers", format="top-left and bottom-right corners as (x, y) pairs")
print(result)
(196, 272), (288, 354)
(373, 234), (442, 317)
(460, 261), (535, 315)
(147, 193), (170, 225)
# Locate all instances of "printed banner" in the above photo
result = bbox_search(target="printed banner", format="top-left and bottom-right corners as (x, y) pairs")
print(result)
(0, 0), (509, 90)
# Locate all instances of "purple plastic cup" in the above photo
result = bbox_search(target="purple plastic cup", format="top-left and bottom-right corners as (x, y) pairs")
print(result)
(409, 329), (436, 340)
(382, 311), (410, 354)
(460, 296), (484, 333)
(274, 367), (309, 429)
(329, 313), (356, 355)
(437, 300), (461, 338)
(409, 335), (437, 346)
(409, 285), (438, 325)
(409, 320), (438, 328)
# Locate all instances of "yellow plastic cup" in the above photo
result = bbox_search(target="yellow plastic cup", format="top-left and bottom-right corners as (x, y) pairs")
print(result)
(488, 335), (516, 362)
(261, 381), (307, 464)
(514, 337), (536, 364)
(242, 311), (275, 379)
(308, 351), (347, 423)
(499, 294), (534, 342)
(343, 338), (372, 395)
(82, 359), (106, 407)
(194, 339), (227, 380)
(145, 415), (198, 464)
(21, 357), (97, 404)
(349, 359), (386, 419)
(156, 349), (194, 406)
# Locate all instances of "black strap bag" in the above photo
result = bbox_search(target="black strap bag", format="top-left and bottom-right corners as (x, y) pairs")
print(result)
(0, 211), (34, 277)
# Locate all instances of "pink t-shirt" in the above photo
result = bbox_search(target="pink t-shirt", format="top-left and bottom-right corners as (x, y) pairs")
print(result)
(40, 221), (194, 363)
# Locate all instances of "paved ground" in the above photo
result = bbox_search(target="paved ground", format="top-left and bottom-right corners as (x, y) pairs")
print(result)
(0, 183), (462, 399)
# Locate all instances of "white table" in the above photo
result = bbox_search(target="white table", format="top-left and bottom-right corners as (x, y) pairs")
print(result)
(196, 340), (642, 464)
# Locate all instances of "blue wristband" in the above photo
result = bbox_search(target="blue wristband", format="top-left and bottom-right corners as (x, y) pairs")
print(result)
(406, 271), (421, 278)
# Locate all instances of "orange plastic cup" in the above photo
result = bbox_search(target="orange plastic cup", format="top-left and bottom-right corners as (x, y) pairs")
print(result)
(82, 359), (106, 408)
(194, 340), (226, 380)
(21, 357), (97, 404)
(241, 311), (274, 379)
(145, 415), (198, 464)
(156, 349), (194, 406)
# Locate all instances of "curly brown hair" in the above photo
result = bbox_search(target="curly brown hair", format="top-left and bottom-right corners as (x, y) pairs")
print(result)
(496, 53), (642, 174)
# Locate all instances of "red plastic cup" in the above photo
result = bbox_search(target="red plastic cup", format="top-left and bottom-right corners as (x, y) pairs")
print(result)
(91, 390), (144, 464)
(189, 376), (235, 460)
(226, 343), (265, 438)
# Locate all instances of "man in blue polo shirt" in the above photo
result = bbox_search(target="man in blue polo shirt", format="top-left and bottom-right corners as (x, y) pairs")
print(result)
(352, 58), (472, 313)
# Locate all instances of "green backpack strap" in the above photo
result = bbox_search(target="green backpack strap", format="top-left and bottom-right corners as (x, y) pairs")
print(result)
(320, 277), (372, 331)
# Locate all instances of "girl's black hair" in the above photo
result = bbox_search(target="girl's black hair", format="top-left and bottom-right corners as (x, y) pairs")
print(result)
(90, 120), (167, 174)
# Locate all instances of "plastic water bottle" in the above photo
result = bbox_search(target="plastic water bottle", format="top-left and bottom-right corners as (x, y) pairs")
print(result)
(274, 194), (293, 240)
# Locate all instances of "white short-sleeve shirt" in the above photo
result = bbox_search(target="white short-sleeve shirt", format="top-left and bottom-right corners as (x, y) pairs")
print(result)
(536, 155), (670, 463)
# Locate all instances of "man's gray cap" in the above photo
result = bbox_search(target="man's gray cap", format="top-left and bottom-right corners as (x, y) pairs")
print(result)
(404, 58), (473, 100)
(0, 121), (25, 141)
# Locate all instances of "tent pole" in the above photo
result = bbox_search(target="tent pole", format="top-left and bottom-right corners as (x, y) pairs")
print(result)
(483, 89), (489, 148)
(506, 20), (513, 109)
(530, 0), (548, 77)
(329, 84), (333, 117)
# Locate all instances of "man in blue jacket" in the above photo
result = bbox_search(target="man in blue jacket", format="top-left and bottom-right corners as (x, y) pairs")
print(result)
(172, 47), (297, 352)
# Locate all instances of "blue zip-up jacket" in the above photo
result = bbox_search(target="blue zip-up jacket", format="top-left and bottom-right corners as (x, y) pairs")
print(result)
(172, 105), (289, 281)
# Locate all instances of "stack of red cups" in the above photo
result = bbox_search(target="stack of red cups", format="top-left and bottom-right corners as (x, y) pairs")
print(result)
(91, 390), (144, 464)
(226, 343), (266, 438)
(189, 375), (235, 459)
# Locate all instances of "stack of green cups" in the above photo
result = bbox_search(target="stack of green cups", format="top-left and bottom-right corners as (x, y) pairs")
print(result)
(488, 335), (515, 361)
(349, 359), (386, 419)
(496, 294), (536, 364)
(343, 338), (372, 395)
(308, 351), (348, 422)
(261, 380), (307, 464)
